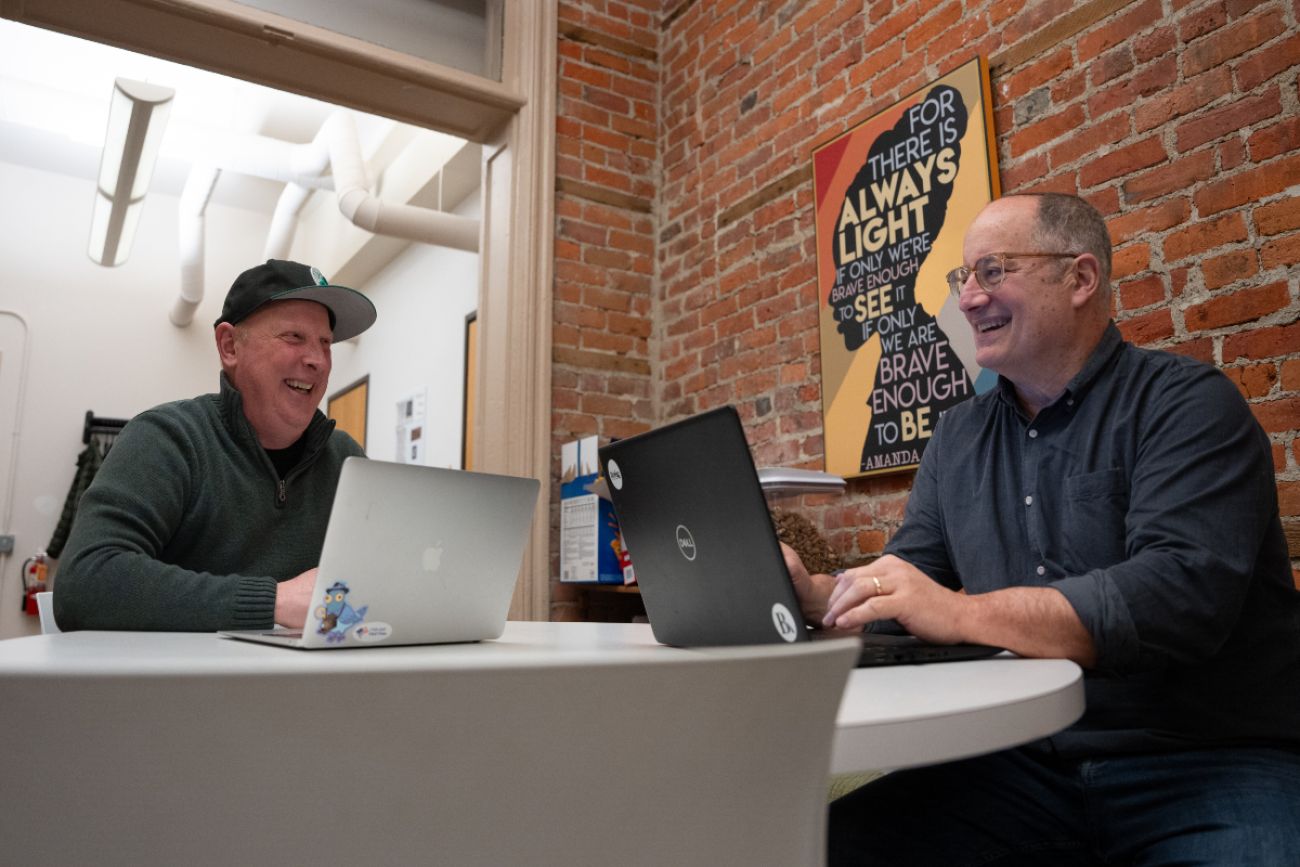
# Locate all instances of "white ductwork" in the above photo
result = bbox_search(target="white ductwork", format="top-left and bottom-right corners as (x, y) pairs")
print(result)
(324, 111), (480, 252)
(263, 183), (313, 260)
(169, 110), (480, 328)
(170, 164), (220, 327)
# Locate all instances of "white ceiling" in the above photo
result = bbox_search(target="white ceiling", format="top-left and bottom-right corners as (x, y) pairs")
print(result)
(0, 18), (469, 231)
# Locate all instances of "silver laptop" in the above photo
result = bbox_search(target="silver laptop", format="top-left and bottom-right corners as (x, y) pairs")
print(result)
(221, 457), (539, 649)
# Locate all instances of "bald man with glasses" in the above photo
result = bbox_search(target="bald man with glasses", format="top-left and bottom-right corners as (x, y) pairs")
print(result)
(785, 193), (1300, 864)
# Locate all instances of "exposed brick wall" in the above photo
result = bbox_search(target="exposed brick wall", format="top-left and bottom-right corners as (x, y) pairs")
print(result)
(551, 0), (661, 618)
(552, 0), (1300, 616)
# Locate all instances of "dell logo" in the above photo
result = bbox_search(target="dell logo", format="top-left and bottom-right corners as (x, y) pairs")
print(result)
(675, 524), (697, 561)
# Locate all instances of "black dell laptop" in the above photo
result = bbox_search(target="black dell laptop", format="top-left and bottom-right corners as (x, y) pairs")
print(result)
(598, 406), (1003, 666)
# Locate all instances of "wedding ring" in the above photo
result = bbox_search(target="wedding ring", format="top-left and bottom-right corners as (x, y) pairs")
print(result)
(872, 576), (883, 596)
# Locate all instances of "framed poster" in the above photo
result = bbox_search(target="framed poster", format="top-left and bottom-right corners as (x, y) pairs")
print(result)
(813, 56), (1001, 478)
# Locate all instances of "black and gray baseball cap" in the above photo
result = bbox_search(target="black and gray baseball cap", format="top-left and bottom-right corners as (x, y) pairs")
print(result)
(214, 259), (376, 342)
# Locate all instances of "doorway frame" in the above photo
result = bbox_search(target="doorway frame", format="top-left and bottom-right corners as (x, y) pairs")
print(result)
(1, 0), (556, 620)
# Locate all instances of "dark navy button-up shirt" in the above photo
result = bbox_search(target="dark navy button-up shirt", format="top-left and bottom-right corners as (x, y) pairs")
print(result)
(886, 322), (1300, 756)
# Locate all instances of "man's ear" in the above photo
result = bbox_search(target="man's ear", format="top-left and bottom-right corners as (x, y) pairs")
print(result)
(1068, 253), (1103, 310)
(215, 322), (239, 367)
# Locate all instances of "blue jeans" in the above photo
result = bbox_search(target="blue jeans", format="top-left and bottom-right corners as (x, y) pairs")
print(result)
(828, 745), (1300, 866)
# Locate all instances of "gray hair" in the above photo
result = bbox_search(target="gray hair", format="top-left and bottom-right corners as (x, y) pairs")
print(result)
(1024, 193), (1113, 288)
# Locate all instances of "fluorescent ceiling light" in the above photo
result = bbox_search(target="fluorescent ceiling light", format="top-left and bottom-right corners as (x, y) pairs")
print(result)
(89, 77), (173, 266)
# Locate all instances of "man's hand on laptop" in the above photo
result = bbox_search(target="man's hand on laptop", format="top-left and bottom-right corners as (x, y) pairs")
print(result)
(823, 555), (964, 642)
(781, 542), (856, 632)
(274, 568), (318, 629)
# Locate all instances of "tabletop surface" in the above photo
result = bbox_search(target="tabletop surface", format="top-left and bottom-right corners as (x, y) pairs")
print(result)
(0, 620), (1084, 772)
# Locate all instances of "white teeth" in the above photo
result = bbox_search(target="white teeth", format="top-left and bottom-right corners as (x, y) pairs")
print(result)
(286, 379), (313, 393)
(978, 318), (1008, 333)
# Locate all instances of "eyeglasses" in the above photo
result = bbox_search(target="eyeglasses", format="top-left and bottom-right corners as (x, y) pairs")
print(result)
(946, 252), (1080, 297)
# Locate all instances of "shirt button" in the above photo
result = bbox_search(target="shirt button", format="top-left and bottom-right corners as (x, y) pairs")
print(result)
(1036, 565), (1046, 576)
(1028, 429), (1039, 439)
(1025, 495), (1034, 506)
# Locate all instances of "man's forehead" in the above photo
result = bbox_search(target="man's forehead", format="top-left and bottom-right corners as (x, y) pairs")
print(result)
(965, 198), (1037, 250)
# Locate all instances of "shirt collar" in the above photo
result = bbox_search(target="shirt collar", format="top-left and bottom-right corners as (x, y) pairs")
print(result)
(993, 321), (1125, 413)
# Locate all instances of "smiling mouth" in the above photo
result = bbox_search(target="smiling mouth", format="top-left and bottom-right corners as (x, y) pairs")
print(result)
(976, 317), (1009, 334)
(286, 379), (314, 394)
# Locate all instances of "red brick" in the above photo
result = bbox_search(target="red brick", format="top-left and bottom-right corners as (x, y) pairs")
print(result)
(1092, 45), (1136, 86)
(1123, 148), (1217, 202)
(1196, 153), (1300, 215)
(1118, 306), (1174, 344)
(1163, 212), (1249, 262)
(1284, 358), (1300, 391)
(1113, 242), (1152, 281)
(1049, 113), (1132, 170)
(1107, 199), (1191, 247)
(1247, 116), (1300, 163)
(1225, 362), (1279, 399)
(1118, 273), (1167, 310)
(904, 0), (963, 53)
(1261, 232), (1300, 269)
(1223, 320), (1300, 361)
(1183, 7), (1286, 76)
(1201, 247), (1259, 289)
(1184, 281), (1289, 331)
(1175, 87), (1282, 152)
(1089, 55), (1179, 119)
(1001, 154), (1051, 192)
(1167, 336), (1215, 364)
(1000, 46), (1074, 100)
(1177, 1), (1227, 42)
(1237, 31), (1300, 90)
(1078, 0), (1164, 62)
(1079, 137), (1168, 188)
(1134, 24), (1178, 62)
(1251, 395), (1300, 434)
(1280, 482), (1300, 517)
(1135, 66), (1231, 132)
(1009, 104), (1089, 158)
(1219, 136), (1248, 171)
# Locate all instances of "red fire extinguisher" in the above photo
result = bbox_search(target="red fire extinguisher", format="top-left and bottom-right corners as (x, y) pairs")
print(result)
(21, 552), (48, 617)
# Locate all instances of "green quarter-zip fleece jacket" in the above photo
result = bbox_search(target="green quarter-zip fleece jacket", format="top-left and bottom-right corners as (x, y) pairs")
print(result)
(54, 373), (363, 631)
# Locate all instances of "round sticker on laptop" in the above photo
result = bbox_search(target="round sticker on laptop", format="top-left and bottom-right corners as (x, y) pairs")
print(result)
(607, 459), (623, 490)
(771, 603), (799, 642)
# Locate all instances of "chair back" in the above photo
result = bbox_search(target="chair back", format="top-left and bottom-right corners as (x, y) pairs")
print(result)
(35, 591), (59, 633)
(1, 632), (858, 867)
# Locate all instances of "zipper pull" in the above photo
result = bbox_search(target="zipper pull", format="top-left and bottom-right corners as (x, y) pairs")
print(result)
(277, 479), (287, 505)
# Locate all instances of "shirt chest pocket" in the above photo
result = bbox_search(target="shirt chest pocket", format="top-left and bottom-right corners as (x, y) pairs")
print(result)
(1061, 468), (1128, 569)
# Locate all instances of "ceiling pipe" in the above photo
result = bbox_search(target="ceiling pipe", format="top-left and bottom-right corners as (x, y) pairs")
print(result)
(170, 164), (220, 327)
(263, 182), (313, 260)
(324, 111), (480, 253)
(169, 110), (480, 328)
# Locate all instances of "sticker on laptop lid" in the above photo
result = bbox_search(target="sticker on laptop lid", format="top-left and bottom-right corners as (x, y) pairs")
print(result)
(607, 459), (623, 490)
(314, 580), (370, 645)
(771, 603), (799, 642)
(351, 622), (392, 643)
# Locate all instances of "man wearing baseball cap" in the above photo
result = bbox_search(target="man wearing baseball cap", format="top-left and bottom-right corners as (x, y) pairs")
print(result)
(55, 260), (376, 631)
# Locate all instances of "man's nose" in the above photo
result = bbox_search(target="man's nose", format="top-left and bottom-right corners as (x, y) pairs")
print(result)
(957, 274), (988, 312)
(304, 342), (330, 368)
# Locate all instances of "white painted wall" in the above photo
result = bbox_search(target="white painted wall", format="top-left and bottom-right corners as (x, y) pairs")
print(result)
(0, 162), (479, 639)
(330, 190), (480, 468)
